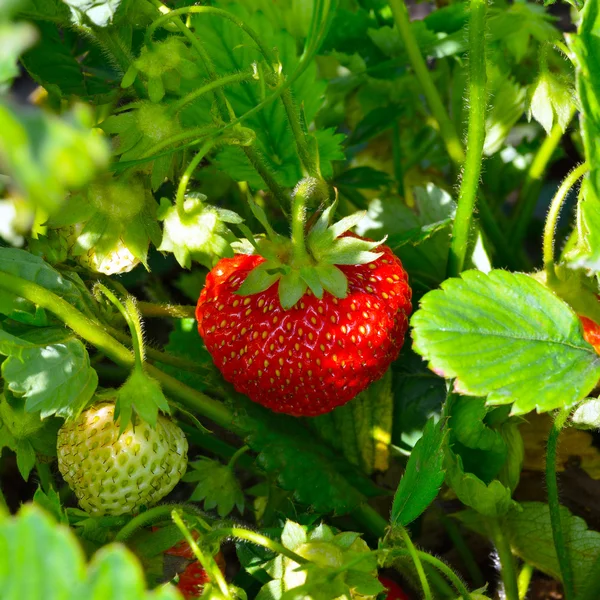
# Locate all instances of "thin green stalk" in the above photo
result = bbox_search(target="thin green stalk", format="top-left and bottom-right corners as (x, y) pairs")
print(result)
(510, 109), (574, 244)
(172, 511), (232, 599)
(387, 0), (465, 166)
(447, 0), (487, 277)
(517, 562), (533, 600)
(290, 179), (313, 263)
(170, 70), (256, 115)
(489, 518), (519, 600)
(0, 272), (237, 432)
(209, 527), (309, 565)
(227, 445), (250, 469)
(439, 511), (485, 588)
(542, 162), (589, 284)
(546, 408), (575, 600)
(95, 284), (145, 370)
(399, 527), (432, 600)
(416, 552), (472, 600)
(136, 302), (195, 319)
(175, 141), (216, 217)
(114, 504), (206, 542)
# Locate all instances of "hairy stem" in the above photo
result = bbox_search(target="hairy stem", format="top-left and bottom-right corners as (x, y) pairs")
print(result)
(399, 526), (432, 600)
(387, 0), (465, 166)
(209, 527), (309, 565)
(546, 408), (575, 600)
(542, 162), (589, 284)
(114, 503), (206, 542)
(489, 518), (519, 600)
(447, 0), (487, 277)
(136, 302), (195, 319)
(170, 70), (257, 115)
(172, 511), (231, 598)
(95, 284), (145, 370)
(416, 552), (472, 600)
(439, 511), (485, 588)
(510, 109), (575, 244)
(0, 272), (237, 432)
(175, 141), (216, 218)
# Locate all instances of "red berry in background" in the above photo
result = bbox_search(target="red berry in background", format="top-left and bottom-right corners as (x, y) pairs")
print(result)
(196, 241), (411, 417)
(176, 561), (210, 599)
(379, 576), (409, 600)
(581, 316), (600, 354)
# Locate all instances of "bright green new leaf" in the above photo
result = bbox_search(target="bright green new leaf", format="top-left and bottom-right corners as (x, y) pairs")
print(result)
(391, 417), (446, 526)
(412, 270), (600, 415)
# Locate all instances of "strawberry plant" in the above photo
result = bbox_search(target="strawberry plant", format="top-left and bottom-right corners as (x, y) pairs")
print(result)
(4, 0), (600, 597)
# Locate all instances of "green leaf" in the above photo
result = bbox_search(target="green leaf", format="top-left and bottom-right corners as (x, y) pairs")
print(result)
(183, 457), (245, 517)
(0, 327), (98, 419)
(391, 417), (446, 526)
(234, 396), (383, 515)
(411, 270), (600, 415)
(456, 502), (600, 592)
(115, 369), (170, 432)
(310, 372), (393, 476)
(0, 248), (91, 325)
(20, 22), (116, 100)
(15, 438), (36, 481)
(281, 521), (307, 551)
(191, 5), (343, 189)
(0, 504), (181, 600)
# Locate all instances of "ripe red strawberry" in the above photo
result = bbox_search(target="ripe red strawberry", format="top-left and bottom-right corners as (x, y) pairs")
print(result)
(176, 561), (210, 599)
(581, 316), (600, 354)
(378, 576), (409, 600)
(196, 240), (411, 416)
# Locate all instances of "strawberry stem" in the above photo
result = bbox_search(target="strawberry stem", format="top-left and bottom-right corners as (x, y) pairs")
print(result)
(543, 162), (589, 285)
(208, 527), (309, 565)
(398, 525), (432, 600)
(175, 141), (216, 219)
(94, 284), (145, 371)
(172, 510), (232, 598)
(227, 445), (250, 470)
(447, 0), (488, 277)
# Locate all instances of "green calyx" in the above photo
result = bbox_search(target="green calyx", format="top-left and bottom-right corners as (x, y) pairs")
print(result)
(237, 177), (385, 309)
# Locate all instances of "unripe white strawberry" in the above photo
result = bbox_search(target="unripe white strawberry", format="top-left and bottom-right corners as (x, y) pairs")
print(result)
(57, 403), (188, 516)
(60, 224), (140, 275)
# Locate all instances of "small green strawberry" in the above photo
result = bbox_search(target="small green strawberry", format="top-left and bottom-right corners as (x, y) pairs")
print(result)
(57, 401), (188, 516)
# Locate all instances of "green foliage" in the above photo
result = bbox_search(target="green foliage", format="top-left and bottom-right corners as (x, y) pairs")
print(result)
(0, 504), (181, 600)
(391, 417), (446, 526)
(0, 326), (97, 419)
(457, 502), (600, 593)
(310, 371), (393, 475)
(183, 457), (245, 517)
(412, 270), (600, 415)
